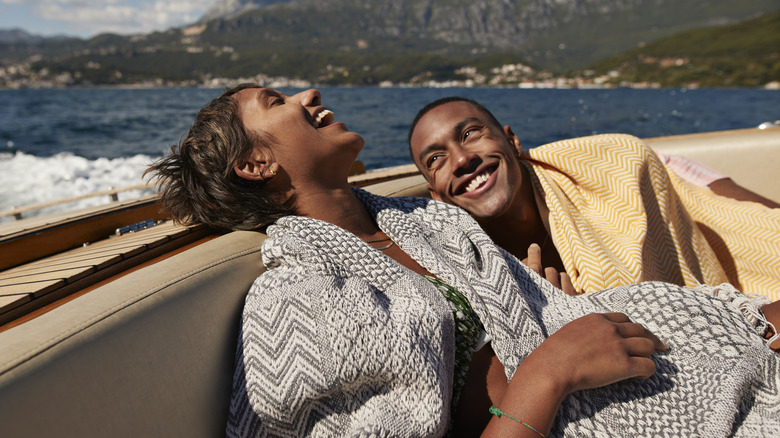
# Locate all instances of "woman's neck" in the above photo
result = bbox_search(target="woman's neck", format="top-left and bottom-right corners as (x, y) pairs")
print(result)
(293, 184), (381, 239)
(296, 183), (435, 276)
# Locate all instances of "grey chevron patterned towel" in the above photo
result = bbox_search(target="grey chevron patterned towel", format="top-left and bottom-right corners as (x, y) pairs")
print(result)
(227, 189), (780, 437)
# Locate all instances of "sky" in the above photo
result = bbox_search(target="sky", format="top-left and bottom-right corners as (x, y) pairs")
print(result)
(0, 0), (215, 39)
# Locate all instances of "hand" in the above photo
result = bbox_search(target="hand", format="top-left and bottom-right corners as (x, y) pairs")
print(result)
(521, 243), (576, 296)
(525, 313), (668, 396)
(486, 313), (668, 437)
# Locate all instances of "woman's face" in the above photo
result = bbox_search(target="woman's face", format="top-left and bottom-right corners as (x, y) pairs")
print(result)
(234, 87), (364, 185)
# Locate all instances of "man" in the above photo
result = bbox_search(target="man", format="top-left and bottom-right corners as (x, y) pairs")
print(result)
(408, 97), (780, 300)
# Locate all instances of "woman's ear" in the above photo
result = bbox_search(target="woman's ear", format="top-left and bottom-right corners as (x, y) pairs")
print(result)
(233, 158), (265, 181)
(233, 144), (276, 181)
(234, 159), (280, 182)
(504, 125), (523, 156)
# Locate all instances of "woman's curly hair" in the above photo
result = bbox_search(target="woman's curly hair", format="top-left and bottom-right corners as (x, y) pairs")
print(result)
(145, 83), (294, 232)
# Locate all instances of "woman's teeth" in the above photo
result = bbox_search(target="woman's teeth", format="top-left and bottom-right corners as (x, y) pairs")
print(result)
(465, 172), (490, 193)
(314, 110), (334, 128)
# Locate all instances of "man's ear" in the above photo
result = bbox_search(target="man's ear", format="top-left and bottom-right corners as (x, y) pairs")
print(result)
(504, 125), (523, 155)
(427, 184), (442, 201)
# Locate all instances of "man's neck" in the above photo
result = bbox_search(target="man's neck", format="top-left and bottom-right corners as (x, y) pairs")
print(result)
(478, 165), (563, 270)
(480, 204), (547, 260)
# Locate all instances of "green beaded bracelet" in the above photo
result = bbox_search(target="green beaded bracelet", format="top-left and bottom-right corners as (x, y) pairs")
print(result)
(489, 405), (546, 437)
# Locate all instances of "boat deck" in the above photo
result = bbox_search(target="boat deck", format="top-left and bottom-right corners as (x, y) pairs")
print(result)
(0, 215), (215, 328)
(0, 192), (222, 325)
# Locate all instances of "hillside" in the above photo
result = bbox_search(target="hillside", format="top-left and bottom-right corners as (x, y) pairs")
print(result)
(0, 0), (778, 88)
(195, 0), (779, 71)
(587, 10), (780, 87)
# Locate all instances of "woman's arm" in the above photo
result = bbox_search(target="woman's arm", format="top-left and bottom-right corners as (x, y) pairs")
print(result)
(760, 300), (780, 352)
(658, 153), (779, 208)
(482, 313), (668, 437)
(708, 178), (780, 209)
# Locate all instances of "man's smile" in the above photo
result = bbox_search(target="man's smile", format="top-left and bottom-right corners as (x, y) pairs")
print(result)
(454, 164), (498, 196)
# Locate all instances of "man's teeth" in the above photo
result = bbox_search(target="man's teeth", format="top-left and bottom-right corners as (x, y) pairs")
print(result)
(465, 172), (490, 193)
(314, 110), (334, 128)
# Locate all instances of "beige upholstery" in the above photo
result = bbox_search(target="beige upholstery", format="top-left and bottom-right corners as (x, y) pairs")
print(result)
(646, 127), (780, 203)
(363, 173), (429, 198)
(0, 231), (265, 438)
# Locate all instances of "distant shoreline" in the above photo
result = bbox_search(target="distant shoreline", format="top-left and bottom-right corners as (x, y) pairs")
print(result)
(2, 81), (779, 91)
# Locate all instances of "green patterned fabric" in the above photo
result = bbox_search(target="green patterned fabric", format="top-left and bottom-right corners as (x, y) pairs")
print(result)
(423, 275), (485, 412)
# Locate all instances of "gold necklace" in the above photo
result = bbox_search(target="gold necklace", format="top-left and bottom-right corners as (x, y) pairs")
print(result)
(362, 235), (394, 250)
(364, 236), (391, 243)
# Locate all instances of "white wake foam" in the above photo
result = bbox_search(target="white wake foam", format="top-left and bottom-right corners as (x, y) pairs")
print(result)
(0, 151), (159, 223)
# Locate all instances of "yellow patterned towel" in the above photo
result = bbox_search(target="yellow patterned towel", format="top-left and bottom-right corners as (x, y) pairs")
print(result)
(522, 134), (780, 300)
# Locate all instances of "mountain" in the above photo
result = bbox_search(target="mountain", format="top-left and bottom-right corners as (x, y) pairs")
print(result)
(0, 29), (43, 44)
(587, 9), (780, 87)
(200, 0), (303, 22)
(195, 0), (780, 70)
(0, 29), (75, 44)
(1, 0), (778, 87)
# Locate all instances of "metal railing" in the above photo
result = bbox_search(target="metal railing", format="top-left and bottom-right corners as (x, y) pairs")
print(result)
(1, 183), (156, 221)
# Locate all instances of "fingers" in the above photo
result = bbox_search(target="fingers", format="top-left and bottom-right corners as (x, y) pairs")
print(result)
(601, 312), (631, 323)
(541, 313), (670, 394)
(544, 267), (560, 288)
(523, 245), (575, 297)
(523, 242), (576, 295)
(525, 243), (542, 274)
(626, 356), (658, 380)
(605, 313), (669, 352)
(544, 267), (577, 295)
(559, 272), (576, 296)
(596, 315), (665, 382)
(640, 327), (669, 352)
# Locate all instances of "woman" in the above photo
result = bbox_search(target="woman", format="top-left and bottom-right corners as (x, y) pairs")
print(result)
(147, 84), (779, 437)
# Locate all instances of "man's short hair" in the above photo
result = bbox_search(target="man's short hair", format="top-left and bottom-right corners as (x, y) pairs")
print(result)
(407, 96), (504, 160)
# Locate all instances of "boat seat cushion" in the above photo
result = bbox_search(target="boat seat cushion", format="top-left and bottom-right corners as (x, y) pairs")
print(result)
(0, 231), (265, 438)
(364, 174), (429, 198)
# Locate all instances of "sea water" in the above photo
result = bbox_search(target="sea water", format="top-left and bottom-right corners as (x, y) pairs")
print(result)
(1, 87), (778, 221)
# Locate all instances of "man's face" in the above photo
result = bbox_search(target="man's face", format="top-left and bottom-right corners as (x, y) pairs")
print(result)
(409, 101), (525, 220)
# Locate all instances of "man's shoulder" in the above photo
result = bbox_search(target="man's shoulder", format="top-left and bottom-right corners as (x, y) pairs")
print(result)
(528, 133), (655, 165)
(538, 133), (647, 152)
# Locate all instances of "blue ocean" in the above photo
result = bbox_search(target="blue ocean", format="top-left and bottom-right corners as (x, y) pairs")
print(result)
(1, 87), (778, 219)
